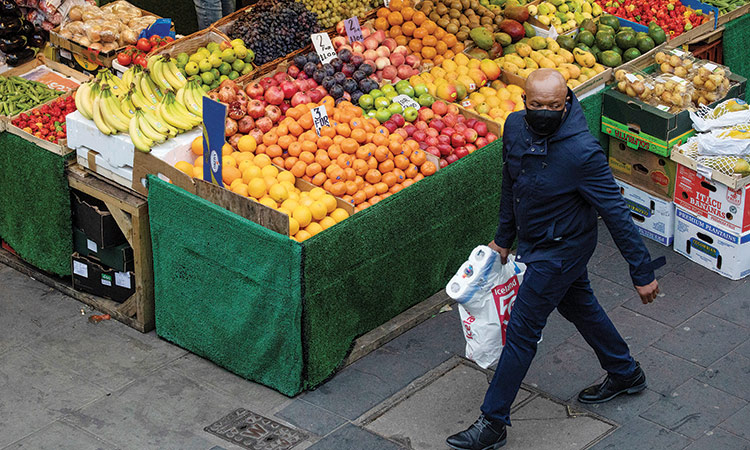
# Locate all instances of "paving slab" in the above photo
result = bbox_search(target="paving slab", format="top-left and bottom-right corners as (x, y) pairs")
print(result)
(622, 272), (724, 327)
(3, 421), (118, 450)
(684, 427), (750, 450)
(589, 416), (692, 450)
(0, 269), (84, 355)
(275, 400), (348, 437)
(25, 318), (187, 392)
(567, 306), (671, 356)
(0, 350), (108, 448)
(588, 273), (636, 312)
(524, 341), (606, 402)
(306, 424), (404, 450)
(697, 352), (750, 402)
(365, 363), (536, 450)
(705, 281), (750, 328)
(671, 256), (745, 295)
(589, 248), (635, 289)
(580, 388), (664, 425)
(631, 347), (705, 396)
(63, 365), (251, 450)
(640, 378), (747, 440)
(164, 352), (290, 413)
(653, 312), (747, 367)
(382, 307), (464, 370)
(719, 404), (750, 441)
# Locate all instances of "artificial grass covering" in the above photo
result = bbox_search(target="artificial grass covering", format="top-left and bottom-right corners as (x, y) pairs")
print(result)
(148, 139), (502, 395)
(0, 132), (72, 276)
(581, 93), (609, 151)
(723, 12), (750, 102)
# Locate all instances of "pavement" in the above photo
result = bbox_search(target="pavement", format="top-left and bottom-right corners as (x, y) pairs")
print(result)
(1, 221), (750, 450)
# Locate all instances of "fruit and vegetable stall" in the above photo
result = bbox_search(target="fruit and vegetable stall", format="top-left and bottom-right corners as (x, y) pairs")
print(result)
(1, 0), (750, 395)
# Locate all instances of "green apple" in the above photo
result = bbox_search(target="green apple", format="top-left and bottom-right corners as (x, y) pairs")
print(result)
(375, 108), (392, 123)
(210, 80), (220, 90)
(397, 84), (415, 97)
(232, 59), (245, 72)
(370, 89), (384, 99)
(185, 61), (200, 76)
(219, 75), (229, 83)
(414, 83), (429, 97)
(417, 93), (435, 107)
(221, 48), (236, 63)
(387, 102), (403, 115)
(200, 71), (215, 85)
(201, 84), (211, 92)
(385, 90), (399, 101)
(366, 109), (377, 119)
(241, 65), (253, 75)
(233, 45), (248, 60)
(358, 94), (374, 109)
(218, 62), (232, 75)
(198, 58), (212, 73)
(209, 54), (222, 68)
(381, 83), (395, 94)
(228, 70), (240, 80)
(230, 38), (244, 48)
(210, 68), (220, 79)
(189, 53), (203, 63)
(374, 96), (390, 110)
(243, 49), (255, 63)
(403, 106), (418, 122)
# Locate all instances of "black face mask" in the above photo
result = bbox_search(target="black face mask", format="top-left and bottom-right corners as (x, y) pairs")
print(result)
(524, 107), (565, 137)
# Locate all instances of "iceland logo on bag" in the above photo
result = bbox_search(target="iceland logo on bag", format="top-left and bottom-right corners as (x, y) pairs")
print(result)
(491, 275), (520, 346)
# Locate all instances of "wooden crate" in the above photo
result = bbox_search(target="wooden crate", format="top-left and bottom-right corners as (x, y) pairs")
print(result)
(66, 165), (155, 332)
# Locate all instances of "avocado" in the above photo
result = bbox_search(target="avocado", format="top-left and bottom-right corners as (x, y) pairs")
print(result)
(470, 27), (495, 50)
(495, 32), (513, 46)
(620, 26), (635, 34)
(610, 45), (623, 56)
(636, 35), (655, 53)
(600, 50), (623, 67)
(580, 18), (597, 35)
(597, 24), (615, 35)
(576, 30), (595, 48)
(636, 31), (649, 40)
(623, 47), (641, 62)
(615, 30), (637, 49)
(523, 21), (536, 37)
(575, 43), (592, 53)
(590, 45), (602, 61)
(599, 15), (621, 32)
(556, 34), (576, 52)
(595, 31), (615, 50)
(649, 26), (667, 45)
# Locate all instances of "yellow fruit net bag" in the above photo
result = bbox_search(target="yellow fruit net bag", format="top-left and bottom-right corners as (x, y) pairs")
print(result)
(677, 137), (750, 175)
(690, 98), (750, 132)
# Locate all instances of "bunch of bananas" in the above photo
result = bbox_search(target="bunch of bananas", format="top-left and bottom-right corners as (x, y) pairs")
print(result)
(75, 65), (205, 152)
(147, 55), (188, 93)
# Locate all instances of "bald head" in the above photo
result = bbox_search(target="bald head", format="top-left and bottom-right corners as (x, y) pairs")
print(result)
(525, 69), (568, 111)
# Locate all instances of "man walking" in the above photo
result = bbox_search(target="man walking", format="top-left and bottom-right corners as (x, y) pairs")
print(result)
(446, 69), (665, 450)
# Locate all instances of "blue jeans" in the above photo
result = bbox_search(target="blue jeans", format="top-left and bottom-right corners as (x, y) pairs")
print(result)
(194, 0), (236, 30)
(481, 253), (636, 425)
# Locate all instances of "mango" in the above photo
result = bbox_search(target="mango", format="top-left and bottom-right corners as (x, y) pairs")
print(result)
(573, 48), (595, 68)
(529, 36), (548, 50)
(524, 57), (539, 69)
(502, 61), (521, 74)
(545, 37), (560, 52)
(515, 43), (532, 57)
(558, 48), (574, 64)
(538, 57), (556, 69)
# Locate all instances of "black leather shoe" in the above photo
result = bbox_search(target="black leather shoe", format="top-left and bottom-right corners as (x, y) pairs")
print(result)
(578, 362), (647, 404)
(446, 415), (507, 450)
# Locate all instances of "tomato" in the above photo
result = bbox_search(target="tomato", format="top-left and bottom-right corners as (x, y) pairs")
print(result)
(149, 34), (161, 46)
(165, 36), (174, 42)
(134, 54), (148, 68)
(117, 52), (132, 66)
(136, 38), (152, 53)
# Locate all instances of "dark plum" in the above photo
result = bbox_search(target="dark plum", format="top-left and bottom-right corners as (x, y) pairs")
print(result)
(360, 62), (374, 76)
(358, 78), (371, 92)
(303, 62), (317, 77)
(333, 72), (346, 84)
(329, 84), (344, 99)
(322, 76), (336, 91)
(330, 58), (343, 72)
(313, 69), (326, 84)
(307, 52), (320, 64)
(343, 79), (358, 93)
(352, 70), (366, 81)
(322, 63), (335, 77)
(338, 48), (352, 62)
(341, 63), (355, 77)
(350, 53), (364, 66)
(293, 54), (307, 68)
(350, 90), (364, 104)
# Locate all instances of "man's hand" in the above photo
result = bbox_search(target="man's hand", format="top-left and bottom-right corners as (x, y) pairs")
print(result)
(635, 279), (660, 304)
(488, 241), (510, 264)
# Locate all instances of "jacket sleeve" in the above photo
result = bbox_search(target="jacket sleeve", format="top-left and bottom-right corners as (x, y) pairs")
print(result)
(494, 136), (516, 248)
(576, 144), (657, 286)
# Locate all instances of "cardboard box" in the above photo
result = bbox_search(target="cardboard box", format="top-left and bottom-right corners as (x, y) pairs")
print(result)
(673, 207), (750, 280)
(609, 138), (677, 199)
(670, 144), (750, 191)
(601, 72), (747, 157)
(71, 190), (127, 249)
(615, 179), (675, 246)
(673, 163), (750, 234)
(72, 253), (136, 303)
(73, 227), (134, 272)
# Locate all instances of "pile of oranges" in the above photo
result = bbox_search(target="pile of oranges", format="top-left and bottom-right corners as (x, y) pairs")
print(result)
(255, 97), (437, 212)
(181, 138), (351, 242)
(372, 0), (464, 68)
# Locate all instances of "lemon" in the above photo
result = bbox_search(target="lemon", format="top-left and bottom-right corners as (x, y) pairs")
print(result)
(264, 176), (278, 188)
(237, 135), (257, 152)
(261, 165), (279, 178)
(320, 194), (337, 213)
(269, 184), (289, 203)
(294, 230), (311, 242)
(330, 208), (350, 223)
(175, 161), (193, 176)
(254, 154), (272, 168)
(277, 170), (295, 184)
(319, 216), (336, 229)
(309, 201), (327, 221)
(238, 160), (254, 173)
(230, 183), (248, 197)
(259, 196), (277, 209)
(305, 222), (323, 236)
(223, 156), (237, 167)
(242, 166), (262, 183)
(309, 187), (326, 200)
(281, 198), (299, 212)
(288, 217), (300, 235)
(299, 196), (315, 207)
(247, 178), (267, 199)
(293, 205), (312, 228)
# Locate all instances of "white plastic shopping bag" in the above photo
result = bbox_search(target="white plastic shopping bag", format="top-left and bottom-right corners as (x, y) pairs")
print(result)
(446, 246), (526, 369)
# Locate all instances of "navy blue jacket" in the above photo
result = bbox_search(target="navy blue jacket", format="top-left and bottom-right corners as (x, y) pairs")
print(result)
(494, 90), (661, 287)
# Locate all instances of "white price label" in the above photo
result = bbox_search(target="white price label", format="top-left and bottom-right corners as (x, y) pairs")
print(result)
(393, 94), (420, 110)
(101, 274), (112, 287)
(704, 62), (718, 72)
(384, 0), (390, 6)
(86, 239), (98, 252)
(73, 260), (88, 278)
(625, 73), (638, 83)
(462, 100), (472, 107)
(311, 105), (331, 136)
(344, 17), (364, 43)
(311, 32), (337, 64)
(656, 104), (670, 111)
(115, 272), (132, 289)
(671, 49), (686, 57)
(469, 83), (477, 91)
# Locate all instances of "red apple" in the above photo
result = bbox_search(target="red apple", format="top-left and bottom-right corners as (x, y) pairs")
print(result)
(439, 158), (449, 168)
(454, 123), (468, 133)
(441, 127), (455, 137)
(431, 100), (448, 116)
(447, 103), (460, 115)
(297, 71), (309, 80)
(383, 120), (398, 133)
(395, 128), (409, 140)
(415, 120), (429, 131)
(419, 141), (428, 150)
(247, 100), (265, 119)
(389, 53), (405, 67)
(418, 107), (435, 122)
(405, 54), (420, 68)
(451, 133), (466, 147)
(430, 118), (445, 132)
(443, 113), (458, 127)
(425, 135), (438, 147)
(475, 137), (489, 148)
(426, 146), (441, 158)
(437, 143), (453, 156)
(413, 129), (427, 142)
(397, 64), (413, 80)
(446, 154), (459, 164)
(474, 121), (489, 137)
(455, 147), (469, 159)
(466, 118), (478, 128)
(465, 143), (477, 153)
(404, 124), (417, 136)
(245, 82), (264, 99)
(382, 65), (398, 80)
(425, 128), (439, 138)
(437, 134), (451, 145)
(486, 132), (498, 142)
(456, 114), (466, 123)
(391, 113), (405, 127)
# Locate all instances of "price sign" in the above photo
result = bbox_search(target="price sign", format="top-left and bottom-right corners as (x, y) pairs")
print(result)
(656, 104), (670, 112)
(704, 62), (718, 72)
(393, 94), (420, 110)
(384, 0), (390, 7)
(311, 104), (331, 136)
(625, 73), (638, 83)
(311, 32), (337, 64)
(462, 100), (472, 108)
(203, 97), (227, 187)
(344, 17), (364, 43)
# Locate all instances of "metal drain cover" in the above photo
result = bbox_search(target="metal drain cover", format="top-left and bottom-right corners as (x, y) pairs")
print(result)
(205, 408), (307, 450)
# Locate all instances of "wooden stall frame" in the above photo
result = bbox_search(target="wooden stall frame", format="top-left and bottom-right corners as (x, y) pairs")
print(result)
(66, 165), (155, 332)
